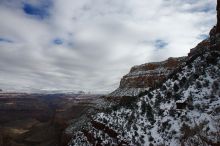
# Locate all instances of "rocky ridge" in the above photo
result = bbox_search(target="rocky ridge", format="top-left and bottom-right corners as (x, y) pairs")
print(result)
(109, 57), (185, 97)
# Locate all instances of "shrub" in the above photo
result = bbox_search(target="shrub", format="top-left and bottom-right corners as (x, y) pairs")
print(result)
(171, 130), (177, 135)
(134, 131), (138, 137)
(173, 83), (179, 92)
(140, 136), (145, 144)
(128, 112), (135, 125)
(180, 76), (187, 86)
(148, 92), (153, 99)
(158, 108), (164, 116)
(161, 121), (171, 132)
(138, 90), (149, 97)
(169, 108), (176, 117)
(161, 85), (167, 91)
(188, 64), (192, 68)
(196, 81), (202, 88)
(146, 104), (155, 125)
(149, 136), (154, 142)
(172, 74), (179, 81)
(141, 100), (147, 115)
(173, 94), (180, 101)
(154, 97), (162, 109)
(166, 91), (172, 99)
(212, 80), (220, 94)
(203, 79), (209, 87)
(187, 95), (194, 110)
(132, 136), (136, 144)
(119, 96), (137, 109)
(193, 74), (199, 80)
(133, 124), (138, 131)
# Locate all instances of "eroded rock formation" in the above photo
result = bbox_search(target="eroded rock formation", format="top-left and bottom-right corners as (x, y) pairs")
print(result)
(109, 57), (185, 97)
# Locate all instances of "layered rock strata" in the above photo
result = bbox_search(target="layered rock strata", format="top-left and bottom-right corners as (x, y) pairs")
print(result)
(109, 57), (185, 97)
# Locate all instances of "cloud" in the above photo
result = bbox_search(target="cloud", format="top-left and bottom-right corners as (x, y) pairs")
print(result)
(0, 0), (217, 93)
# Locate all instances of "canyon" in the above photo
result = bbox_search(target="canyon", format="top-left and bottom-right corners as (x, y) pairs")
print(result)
(0, 1), (220, 146)
(0, 93), (102, 146)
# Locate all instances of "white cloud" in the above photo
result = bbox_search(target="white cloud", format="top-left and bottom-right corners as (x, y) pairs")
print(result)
(0, 0), (217, 93)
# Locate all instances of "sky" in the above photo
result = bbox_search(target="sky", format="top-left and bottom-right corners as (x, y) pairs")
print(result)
(0, 0), (217, 93)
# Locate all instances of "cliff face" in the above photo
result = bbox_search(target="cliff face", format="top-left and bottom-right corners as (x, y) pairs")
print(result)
(110, 57), (185, 97)
(216, 0), (220, 34)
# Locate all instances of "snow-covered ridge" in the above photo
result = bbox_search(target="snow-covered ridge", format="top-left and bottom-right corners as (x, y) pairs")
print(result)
(109, 87), (149, 97)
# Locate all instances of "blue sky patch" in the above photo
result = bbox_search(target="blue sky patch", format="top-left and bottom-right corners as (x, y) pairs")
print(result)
(198, 4), (215, 13)
(189, 3), (215, 13)
(201, 6), (213, 13)
(155, 39), (168, 49)
(53, 38), (63, 45)
(0, 38), (13, 43)
(197, 34), (209, 40)
(23, 0), (52, 19)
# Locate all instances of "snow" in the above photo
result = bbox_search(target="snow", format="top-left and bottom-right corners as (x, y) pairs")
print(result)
(69, 38), (220, 146)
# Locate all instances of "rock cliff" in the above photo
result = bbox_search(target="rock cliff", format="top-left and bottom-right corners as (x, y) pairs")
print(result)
(216, 0), (220, 34)
(110, 56), (185, 97)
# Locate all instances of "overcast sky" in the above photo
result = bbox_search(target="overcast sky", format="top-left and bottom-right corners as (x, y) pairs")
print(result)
(0, 0), (216, 93)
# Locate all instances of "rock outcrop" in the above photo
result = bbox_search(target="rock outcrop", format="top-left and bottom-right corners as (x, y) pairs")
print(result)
(216, 0), (220, 34)
(188, 39), (210, 57)
(109, 57), (185, 97)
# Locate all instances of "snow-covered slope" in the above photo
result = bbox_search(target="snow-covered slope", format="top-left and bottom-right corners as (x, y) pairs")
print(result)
(68, 2), (220, 146)
(69, 40), (220, 145)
